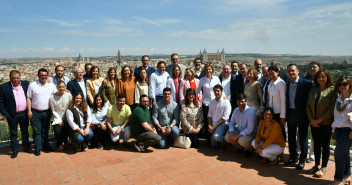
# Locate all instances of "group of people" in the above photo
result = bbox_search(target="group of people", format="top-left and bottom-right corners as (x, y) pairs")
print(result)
(0, 54), (351, 185)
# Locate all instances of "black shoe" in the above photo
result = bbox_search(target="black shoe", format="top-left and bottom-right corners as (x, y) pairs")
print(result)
(23, 147), (33, 153)
(34, 150), (41, 156)
(236, 148), (244, 153)
(11, 151), (18, 158)
(244, 150), (252, 157)
(134, 142), (143, 152)
(295, 162), (305, 170)
(43, 146), (54, 152)
(123, 142), (130, 149)
(284, 158), (298, 165)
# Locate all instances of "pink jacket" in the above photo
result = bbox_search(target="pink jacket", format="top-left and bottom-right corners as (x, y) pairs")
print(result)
(179, 79), (202, 105)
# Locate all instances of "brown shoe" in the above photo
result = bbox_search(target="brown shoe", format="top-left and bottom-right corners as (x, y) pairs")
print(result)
(307, 165), (320, 174)
(269, 156), (280, 165)
(314, 167), (326, 178)
(75, 144), (81, 152)
(82, 143), (88, 152)
(261, 158), (269, 163)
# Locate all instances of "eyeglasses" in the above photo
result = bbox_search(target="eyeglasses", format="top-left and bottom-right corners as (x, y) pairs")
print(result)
(338, 83), (348, 87)
(264, 114), (273, 116)
(39, 75), (48, 77)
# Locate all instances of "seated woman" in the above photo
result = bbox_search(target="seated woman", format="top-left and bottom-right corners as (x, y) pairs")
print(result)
(49, 80), (72, 152)
(180, 88), (204, 148)
(66, 92), (94, 152)
(251, 107), (285, 164)
(91, 93), (109, 149)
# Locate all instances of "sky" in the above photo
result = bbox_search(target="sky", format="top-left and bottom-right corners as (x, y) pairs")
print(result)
(0, 0), (351, 58)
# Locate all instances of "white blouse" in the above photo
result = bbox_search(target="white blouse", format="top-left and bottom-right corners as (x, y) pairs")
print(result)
(332, 94), (352, 132)
(49, 93), (72, 125)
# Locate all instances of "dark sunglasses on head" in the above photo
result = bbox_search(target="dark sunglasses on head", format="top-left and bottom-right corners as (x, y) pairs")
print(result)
(338, 83), (348, 87)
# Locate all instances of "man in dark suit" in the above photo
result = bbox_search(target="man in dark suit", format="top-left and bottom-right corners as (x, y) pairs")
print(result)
(194, 57), (205, 79)
(0, 70), (32, 158)
(284, 64), (312, 170)
(230, 63), (248, 109)
(133, 55), (156, 78)
(67, 67), (90, 105)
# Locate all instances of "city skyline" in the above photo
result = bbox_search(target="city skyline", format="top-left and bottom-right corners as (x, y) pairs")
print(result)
(0, 0), (351, 58)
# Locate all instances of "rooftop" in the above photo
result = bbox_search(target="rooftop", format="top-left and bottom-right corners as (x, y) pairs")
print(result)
(0, 141), (334, 185)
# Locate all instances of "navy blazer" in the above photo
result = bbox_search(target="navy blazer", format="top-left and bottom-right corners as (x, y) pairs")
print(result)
(67, 79), (91, 105)
(0, 81), (29, 120)
(286, 77), (312, 119)
(134, 66), (156, 78)
(230, 74), (245, 108)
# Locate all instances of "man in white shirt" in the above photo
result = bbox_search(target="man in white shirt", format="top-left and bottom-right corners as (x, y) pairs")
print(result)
(219, 64), (231, 100)
(149, 61), (170, 105)
(49, 65), (70, 85)
(166, 53), (186, 78)
(207, 84), (231, 148)
(225, 93), (257, 157)
(27, 68), (56, 156)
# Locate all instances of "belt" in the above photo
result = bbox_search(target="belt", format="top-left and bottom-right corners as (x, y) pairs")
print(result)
(288, 108), (296, 111)
(32, 108), (49, 112)
(16, 111), (25, 114)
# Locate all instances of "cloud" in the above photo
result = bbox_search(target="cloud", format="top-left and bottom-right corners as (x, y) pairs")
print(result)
(58, 26), (143, 37)
(99, 17), (124, 25)
(40, 18), (91, 27)
(212, 0), (288, 13)
(132, 16), (180, 27)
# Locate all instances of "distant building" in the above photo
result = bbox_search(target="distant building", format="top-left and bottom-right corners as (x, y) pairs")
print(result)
(117, 49), (122, 65)
(199, 48), (225, 64)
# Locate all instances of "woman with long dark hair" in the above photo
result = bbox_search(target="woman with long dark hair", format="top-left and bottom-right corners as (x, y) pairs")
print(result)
(91, 93), (109, 149)
(180, 88), (203, 148)
(66, 92), (93, 152)
(331, 76), (352, 184)
(306, 69), (337, 178)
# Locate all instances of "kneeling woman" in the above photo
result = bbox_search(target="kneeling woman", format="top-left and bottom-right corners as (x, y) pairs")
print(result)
(66, 92), (94, 152)
(180, 88), (203, 148)
(252, 107), (285, 164)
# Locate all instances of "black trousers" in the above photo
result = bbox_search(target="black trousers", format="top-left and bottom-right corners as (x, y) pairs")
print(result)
(286, 110), (309, 162)
(135, 132), (161, 148)
(53, 122), (69, 147)
(273, 113), (287, 142)
(311, 125), (332, 167)
(200, 105), (209, 139)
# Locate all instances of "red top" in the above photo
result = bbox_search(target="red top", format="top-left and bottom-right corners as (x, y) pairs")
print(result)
(189, 81), (199, 101)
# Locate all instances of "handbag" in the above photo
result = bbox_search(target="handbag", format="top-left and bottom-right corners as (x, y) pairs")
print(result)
(173, 134), (191, 149)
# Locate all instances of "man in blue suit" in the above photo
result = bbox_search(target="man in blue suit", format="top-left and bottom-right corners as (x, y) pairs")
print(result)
(134, 55), (156, 78)
(284, 64), (312, 170)
(0, 70), (32, 158)
(67, 67), (90, 106)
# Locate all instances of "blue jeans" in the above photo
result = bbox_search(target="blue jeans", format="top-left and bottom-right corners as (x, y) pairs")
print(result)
(76, 126), (94, 144)
(157, 125), (180, 148)
(334, 127), (352, 181)
(7, 112), (30, 152)
(30, 109), (51, 151)
(110, 125), (130, 143)
(211, 124), (229, 147)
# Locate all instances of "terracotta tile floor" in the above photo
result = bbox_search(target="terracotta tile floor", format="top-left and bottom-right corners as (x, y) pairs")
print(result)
(0, 141), (336, 185)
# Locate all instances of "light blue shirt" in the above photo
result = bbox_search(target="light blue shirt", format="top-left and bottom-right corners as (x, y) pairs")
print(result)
(289, 77), (299, 109)
(91, 102), (110, 125)
(149, 71), (170, 98)
(152, 100), (180, 127)
(77, 79), (87, 100)
(50, 76), (70, 85)
(229, 105), (257, 136)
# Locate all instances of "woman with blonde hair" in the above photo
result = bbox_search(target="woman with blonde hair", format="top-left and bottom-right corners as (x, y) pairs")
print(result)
(116, 65), (136, 109)
(166, 65), (182, 104)
(86, 65), (104, 106)
(244, 68), (263, 113)
(179, 68), (202, 105)
(101, 67), (118, 105)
